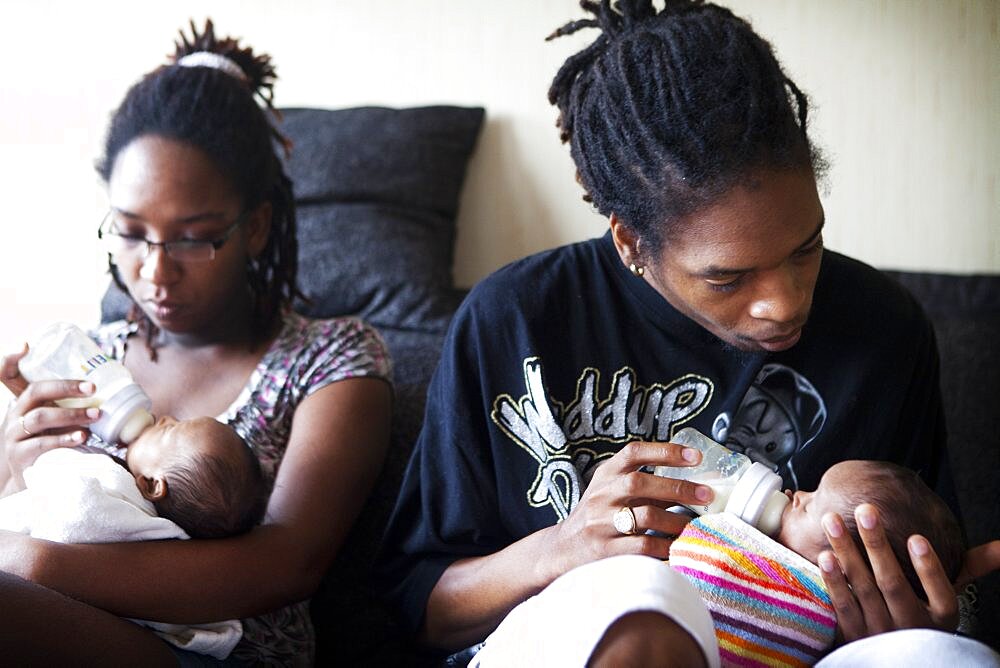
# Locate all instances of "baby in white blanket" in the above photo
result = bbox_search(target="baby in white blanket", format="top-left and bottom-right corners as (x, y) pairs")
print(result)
(0, 415), (267, 659)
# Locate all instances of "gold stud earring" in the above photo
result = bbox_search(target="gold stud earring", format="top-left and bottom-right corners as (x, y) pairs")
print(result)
(629, 263), (645, 277)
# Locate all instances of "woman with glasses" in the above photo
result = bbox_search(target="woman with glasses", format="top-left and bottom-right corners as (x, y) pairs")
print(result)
(0, 20), (392, 665)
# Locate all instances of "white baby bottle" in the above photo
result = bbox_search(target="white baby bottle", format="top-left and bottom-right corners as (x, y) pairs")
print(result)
(654, 427), (789, 536)
(18, 322), (153, 444)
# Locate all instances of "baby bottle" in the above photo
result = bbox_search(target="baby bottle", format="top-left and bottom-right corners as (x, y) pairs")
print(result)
(654, 427), (789, 536)
(18, 322), (153, 444)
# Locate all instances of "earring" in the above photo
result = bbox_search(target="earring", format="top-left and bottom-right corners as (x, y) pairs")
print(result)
(629, 263), (645, 277)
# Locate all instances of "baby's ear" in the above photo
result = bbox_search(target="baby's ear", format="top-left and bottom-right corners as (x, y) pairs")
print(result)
(135, 474), (168, 502)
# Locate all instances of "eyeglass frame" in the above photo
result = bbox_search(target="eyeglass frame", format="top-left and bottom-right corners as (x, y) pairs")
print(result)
(97, 209), (247, 263)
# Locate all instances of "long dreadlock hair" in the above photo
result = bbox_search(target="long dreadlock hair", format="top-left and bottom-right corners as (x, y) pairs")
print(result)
(547, 0), (826, 255)
(96, 19), (303, 356)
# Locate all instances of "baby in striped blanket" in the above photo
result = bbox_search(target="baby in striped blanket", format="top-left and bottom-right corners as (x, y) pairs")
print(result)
(669, 460), (964, 667)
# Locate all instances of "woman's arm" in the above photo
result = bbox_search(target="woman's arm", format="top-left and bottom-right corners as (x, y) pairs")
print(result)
(421, 441), (711, 651)
(0, 376), (392, 623)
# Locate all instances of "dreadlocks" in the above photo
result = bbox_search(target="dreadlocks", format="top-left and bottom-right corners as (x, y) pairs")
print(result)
(96, 19), (303, 355)
(548, 0), (825, 255)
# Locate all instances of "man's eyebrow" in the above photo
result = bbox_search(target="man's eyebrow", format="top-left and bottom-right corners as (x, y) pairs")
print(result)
(110, 207), (229, 225)
(695, 214), (826, 278)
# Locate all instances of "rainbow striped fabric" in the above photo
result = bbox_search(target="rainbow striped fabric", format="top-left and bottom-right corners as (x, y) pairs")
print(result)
(669, 513), (837, 667)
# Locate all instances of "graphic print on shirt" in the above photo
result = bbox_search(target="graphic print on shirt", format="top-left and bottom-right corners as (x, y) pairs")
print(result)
(491, 357), (714, 520)
(710, 363), (827, 490)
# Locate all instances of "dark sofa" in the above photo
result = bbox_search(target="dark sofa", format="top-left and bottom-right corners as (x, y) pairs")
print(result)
(101, 106), (999, 661)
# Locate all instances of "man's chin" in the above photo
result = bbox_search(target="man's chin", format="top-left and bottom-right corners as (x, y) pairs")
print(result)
(726, 328), (804, 353)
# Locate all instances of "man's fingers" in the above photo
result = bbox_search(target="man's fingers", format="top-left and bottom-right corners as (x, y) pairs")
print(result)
(817, 550), (866, 642)
(630, 505), (692, 539)
(618, 468), (714, 511)
(908, 535), (959, 630)
(822, 511), (893, 635)
(612, 440), (703, 471)
(853, 504), (924, 627)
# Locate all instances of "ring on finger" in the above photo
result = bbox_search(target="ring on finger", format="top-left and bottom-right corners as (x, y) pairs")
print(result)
(613, 506), (639, 535)
(19, 414), (33, 437)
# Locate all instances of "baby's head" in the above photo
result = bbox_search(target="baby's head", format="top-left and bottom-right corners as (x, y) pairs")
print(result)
(125, 416), (267, 539)
(777, 460), (964, 598)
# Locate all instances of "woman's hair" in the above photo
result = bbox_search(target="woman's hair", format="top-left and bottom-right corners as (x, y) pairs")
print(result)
(841, 461), (966, 601)
(96, 19), (303, 353)
(547, 0), (826, 254)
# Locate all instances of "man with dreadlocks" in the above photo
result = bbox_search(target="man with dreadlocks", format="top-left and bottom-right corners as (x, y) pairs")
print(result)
(0, 19), (392, 665)
(379, 2), (999, 666)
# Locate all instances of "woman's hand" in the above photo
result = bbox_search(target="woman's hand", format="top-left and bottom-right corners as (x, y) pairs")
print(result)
(816, 503), (985, 642)
(543, 440), (712, 581)
(1, 345), (29, 397)
(1, 347), (98, 495)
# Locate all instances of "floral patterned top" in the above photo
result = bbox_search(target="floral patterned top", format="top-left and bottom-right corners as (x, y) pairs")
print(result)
(91, 311), (392, 665)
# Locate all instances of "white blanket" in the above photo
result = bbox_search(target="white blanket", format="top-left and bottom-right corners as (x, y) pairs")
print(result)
(0, 447), (242, 659)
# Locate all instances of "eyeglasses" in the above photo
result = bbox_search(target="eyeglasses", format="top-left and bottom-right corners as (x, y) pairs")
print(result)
(97, 211), (244, 263)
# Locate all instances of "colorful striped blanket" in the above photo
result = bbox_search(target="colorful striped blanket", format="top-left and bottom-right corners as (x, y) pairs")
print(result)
(669, 512), (837, 667)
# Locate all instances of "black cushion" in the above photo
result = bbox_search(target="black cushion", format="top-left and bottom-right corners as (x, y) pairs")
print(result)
(281, 106), (483, 333)
(311, 324), (456, 666)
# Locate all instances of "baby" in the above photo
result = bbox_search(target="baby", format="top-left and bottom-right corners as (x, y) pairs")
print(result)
(775, 459), (964, 598)
(669, 460), (964, 667)
(0, 414), (268, 659)
(0, 415), (267, 541)
(125, 415), (268, 539)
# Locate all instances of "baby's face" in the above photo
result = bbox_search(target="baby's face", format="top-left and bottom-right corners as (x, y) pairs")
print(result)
(125, 415), (243, 478)
(776, 460), (867, 562)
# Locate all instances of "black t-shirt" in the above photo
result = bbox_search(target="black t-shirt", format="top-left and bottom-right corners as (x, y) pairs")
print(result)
(378, 232), (953, 633)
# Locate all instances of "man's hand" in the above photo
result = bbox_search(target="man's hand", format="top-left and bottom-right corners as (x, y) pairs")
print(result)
(955, 539), (1000, 588)
(817, 504), (958, 642)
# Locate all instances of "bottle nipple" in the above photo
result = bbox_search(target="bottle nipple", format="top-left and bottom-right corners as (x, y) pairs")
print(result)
(91, 383), (153, 444)
(118, 408), (154, 444)
(725, 461), (788, 535)
(756, 489), (790, 537)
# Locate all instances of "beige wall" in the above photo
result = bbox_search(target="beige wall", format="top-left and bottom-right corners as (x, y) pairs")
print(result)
(1, 0), (996, 349)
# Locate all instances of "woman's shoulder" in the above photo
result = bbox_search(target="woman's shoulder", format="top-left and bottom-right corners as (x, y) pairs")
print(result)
(270, 310), (392, 381)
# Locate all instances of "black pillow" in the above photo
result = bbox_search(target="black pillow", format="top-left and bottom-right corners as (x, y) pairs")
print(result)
(281, 105), (483, 332)
(101, 105), (485, 333)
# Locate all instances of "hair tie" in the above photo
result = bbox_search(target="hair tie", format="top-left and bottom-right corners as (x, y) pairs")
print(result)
(176, 51), (248, 83)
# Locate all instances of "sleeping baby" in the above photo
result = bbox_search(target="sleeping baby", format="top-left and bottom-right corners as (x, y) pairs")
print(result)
(669, 459), (965, 667)
(0, 414), (268, 659)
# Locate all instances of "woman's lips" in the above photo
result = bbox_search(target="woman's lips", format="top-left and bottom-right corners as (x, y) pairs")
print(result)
(148, 300), (183, 320)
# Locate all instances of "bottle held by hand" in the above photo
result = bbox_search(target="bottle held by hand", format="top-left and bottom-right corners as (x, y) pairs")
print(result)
(655, 427), (789, 536)
(19, 322), (153, 444)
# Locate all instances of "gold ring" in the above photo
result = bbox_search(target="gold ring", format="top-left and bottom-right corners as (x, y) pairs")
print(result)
(613, 506), (638, 535)
(19, 415), (33, 437)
